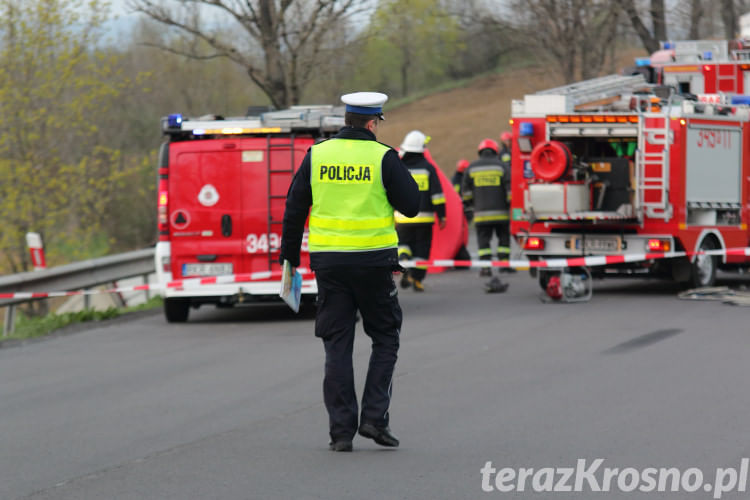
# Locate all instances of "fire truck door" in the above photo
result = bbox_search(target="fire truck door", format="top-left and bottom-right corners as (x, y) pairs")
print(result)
(240, 137), (314, 272)
(170, 147), (244, 278)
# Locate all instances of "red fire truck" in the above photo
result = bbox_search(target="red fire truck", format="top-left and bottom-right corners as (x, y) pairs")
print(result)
(155, 106), (344, 322)
(509, 40), (750, 292)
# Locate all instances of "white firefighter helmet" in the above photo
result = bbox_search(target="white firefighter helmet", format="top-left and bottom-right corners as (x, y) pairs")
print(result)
(400, 130), (427, 153)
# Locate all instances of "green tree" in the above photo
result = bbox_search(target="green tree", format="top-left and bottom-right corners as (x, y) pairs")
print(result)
(357, 0), (462, 97)
(0, 0), (142, 272)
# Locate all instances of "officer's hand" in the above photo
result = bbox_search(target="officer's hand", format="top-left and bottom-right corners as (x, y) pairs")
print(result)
(438, 218), (447, 229)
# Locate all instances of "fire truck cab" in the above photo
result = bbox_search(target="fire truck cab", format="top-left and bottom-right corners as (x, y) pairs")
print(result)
(155, 106), (344, 322)
(510, 40), (750, 289)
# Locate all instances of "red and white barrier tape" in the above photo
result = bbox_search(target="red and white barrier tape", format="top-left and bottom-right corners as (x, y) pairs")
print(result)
(402, 247), (750, 269)
(0, 268), (313, 300)
(2, 248), (750, 299)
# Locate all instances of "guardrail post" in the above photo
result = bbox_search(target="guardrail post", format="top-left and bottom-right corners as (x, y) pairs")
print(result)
(143, 274), (151, 301)
(111, 282), (127, 308)
(4, 305), (16, 336)
(84, 292), (91, 311)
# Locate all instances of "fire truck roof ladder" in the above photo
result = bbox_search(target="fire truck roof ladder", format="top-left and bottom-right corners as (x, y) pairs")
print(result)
(266, 134), (297, 269)
(534, 74), (650, 112)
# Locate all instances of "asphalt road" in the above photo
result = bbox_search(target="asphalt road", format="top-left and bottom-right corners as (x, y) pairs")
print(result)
(2, 269), (750, 499)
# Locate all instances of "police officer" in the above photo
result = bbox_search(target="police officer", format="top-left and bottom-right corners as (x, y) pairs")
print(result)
(395, 130), (446, 292)
(462, 138), (510, 293)
(280, 91), (419, 452)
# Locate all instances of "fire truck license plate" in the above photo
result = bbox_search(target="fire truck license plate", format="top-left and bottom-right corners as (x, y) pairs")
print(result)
(575, 237), (620, 252)
(182, 263), (234, 276)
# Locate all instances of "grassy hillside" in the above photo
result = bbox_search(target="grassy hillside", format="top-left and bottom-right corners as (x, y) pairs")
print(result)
(377, 66), (561, 175)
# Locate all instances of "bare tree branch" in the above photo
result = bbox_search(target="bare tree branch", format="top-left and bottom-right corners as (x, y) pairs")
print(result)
(128, 0), (366, 108)
(619, 0), (660, 53)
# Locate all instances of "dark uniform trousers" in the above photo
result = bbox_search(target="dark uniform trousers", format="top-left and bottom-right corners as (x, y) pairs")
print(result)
(396, 223), (433, 281)
(477, 222), (511, 261)
(314, 266), (402, 441)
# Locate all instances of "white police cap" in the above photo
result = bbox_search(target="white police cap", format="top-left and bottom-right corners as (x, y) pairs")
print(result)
(341, 91), (388, 120)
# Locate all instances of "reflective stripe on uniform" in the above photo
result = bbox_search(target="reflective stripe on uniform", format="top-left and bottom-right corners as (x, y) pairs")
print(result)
(398, 245), (412, 257)
(431, 193), (446, 205)
(308, 232), (398, 249)
(478, 248), (493, 257)
(309, 215), (394, 230)
(497, 246), (511, 253)
(469, 165), (505, 174)
(395, 211), (435, 224)
(474, 210), (509, 223)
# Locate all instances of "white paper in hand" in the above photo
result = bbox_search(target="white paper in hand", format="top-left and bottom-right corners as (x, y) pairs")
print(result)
(279, 260), (302, 313)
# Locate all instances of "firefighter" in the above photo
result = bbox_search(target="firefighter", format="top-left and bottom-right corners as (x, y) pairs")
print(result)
(396, 130), (446, 292)
(451, 158), (472, 264)
(462, 138), (510, 293)
(499, 131), (512, 163)
(280, 91), (419, 452)
(498, 131), (515, 273)
(452, 158), (470, 194)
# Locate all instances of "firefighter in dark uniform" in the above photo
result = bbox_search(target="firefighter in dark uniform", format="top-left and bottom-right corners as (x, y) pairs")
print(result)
(498, 131), (515, 273)
(280, 91), (419, 452)
(451, 158), (472, 263)
(395, 130), (446, 292)
(462, 138), (510, 293)
(499, 131), (512, 164)
(452, 158), (470, 194)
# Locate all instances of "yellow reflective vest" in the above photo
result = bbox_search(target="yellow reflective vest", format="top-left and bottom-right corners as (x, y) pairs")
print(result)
(308, 138), (398, 252)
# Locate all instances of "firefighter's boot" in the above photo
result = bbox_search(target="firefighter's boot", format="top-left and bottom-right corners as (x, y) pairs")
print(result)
(412, 279), (425, 292)
(400, 274), (413, 289)
(485, 277), (509, 294)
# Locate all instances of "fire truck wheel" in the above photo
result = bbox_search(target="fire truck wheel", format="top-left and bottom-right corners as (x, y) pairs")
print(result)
(164, 298), (190, 323)
(691, 237), (718, 288)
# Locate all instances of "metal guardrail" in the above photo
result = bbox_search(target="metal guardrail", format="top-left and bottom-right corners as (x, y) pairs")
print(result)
(0, 248), (155, 335)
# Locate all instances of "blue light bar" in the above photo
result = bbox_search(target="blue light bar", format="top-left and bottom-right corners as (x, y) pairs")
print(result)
(519, 122), (534, 136)
(635, 57), (651, 67)
(703, 51), (713, 60)
(663, 41), (674, 49)
(167, 113), (183, 129)
(731, 95), (750, 105)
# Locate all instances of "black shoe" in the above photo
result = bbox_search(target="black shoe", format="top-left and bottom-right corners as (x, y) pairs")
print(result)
(358, 423), (399, 447)
(329, 440), (353, 452)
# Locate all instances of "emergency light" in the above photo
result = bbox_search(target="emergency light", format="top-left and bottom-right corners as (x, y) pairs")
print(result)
(167, 113), (183, 129)
(519, 122), (534, 136)
(702, 51), (713, 60)
(635, 57), (651, 67)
